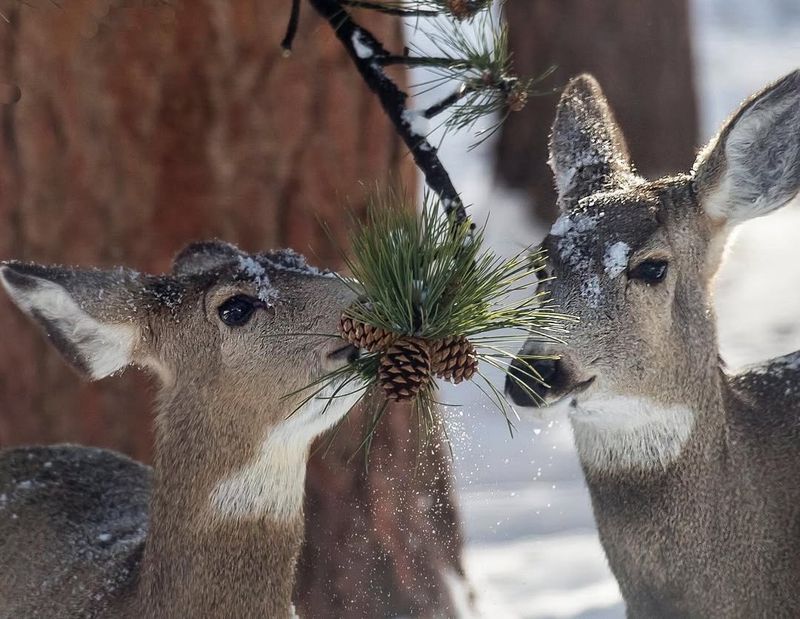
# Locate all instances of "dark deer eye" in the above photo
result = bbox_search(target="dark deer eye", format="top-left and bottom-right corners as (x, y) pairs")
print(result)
(218, 295), (258, 327)
(629, 260), (668, 284)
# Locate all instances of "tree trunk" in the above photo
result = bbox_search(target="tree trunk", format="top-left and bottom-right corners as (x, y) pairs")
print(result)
(496, 0), (699, 223)
(298, 394), (466, 617)
(0, 2), (464, 616)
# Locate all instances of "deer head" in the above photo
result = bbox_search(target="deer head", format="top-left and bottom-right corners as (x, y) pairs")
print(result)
(505, 70), (800, 470)
(0, 241), (362, 520)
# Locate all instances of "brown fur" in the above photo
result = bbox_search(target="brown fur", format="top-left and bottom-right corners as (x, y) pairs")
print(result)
(587, 356), (800, 617)
(507, 71), (800, 617)
(0, 242), (361, 618)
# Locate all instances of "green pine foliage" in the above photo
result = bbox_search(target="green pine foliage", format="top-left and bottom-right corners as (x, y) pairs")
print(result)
(341, 191), (556, 342)
(292, 191), (571, 454)
(406, 10), (535, 139)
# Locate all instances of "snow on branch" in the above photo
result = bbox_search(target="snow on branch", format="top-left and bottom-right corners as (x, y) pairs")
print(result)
(308, 0), (470, 226)
(304, 0), (541, 230)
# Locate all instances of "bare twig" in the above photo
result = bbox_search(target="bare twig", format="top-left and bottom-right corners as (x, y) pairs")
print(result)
(281, 0), (303, 53)
(423, 83), (479, 119)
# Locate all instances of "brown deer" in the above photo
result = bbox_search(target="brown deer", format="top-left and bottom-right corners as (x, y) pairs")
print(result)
(506, 70), (800, 617)
(0, 241), (364, 618)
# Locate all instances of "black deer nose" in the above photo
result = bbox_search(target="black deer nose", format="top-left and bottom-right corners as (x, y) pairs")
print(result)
(504, 357), (559, 407)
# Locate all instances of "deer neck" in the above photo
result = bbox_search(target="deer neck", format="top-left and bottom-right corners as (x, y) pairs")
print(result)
(136, 385), (306, 618)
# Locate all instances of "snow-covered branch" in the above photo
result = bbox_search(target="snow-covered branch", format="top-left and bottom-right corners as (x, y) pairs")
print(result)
(307, 0), (470, 227)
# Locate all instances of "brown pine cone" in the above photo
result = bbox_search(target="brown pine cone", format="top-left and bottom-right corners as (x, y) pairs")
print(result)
(339, 314), (396, 352)
(506, 82), (529, 113)
(430, 335), (478, 385)
(447, 0), (480, 20)
(379, 338), (433, 401)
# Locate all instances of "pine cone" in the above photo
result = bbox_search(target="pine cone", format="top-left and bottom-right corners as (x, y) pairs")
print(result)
(431, 335), (478, 385)
(446, 0), (480, 20)
(339, 314), (396, 352)
(506, 82), (529, 113)
(379, 338), (433, 401)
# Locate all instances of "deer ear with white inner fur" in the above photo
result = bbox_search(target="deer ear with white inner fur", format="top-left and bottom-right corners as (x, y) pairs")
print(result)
(693, 69), (800, 225)
(0, 262), (142, 381)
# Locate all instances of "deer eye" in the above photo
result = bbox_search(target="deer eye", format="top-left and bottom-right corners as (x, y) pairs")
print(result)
(628, 260), (668, 284)
(218, 295), (258, 327)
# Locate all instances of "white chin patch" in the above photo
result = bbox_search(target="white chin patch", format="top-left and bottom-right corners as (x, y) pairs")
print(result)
(518, 393), (573, 422)
(210, 378), (365, 521)
(569, 394), (695, 472)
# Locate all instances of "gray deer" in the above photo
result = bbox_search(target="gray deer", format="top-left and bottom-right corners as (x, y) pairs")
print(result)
(506, 70), (800, 617)
(0, 241), (363, 618)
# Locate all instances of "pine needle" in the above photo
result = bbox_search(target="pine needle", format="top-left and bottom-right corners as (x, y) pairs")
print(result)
(305, 189), (570, 454)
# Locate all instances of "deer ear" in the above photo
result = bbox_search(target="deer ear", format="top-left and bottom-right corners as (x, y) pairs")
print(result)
(0, 263), (140, 381)
(694, 70), (800, 225)
(548, 74), (636, 211)
(172, 240), (244, 276)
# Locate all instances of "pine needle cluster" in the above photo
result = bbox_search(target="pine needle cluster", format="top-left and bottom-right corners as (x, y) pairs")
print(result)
(293, 191), (570, 452)
(404, 10), (544, 142)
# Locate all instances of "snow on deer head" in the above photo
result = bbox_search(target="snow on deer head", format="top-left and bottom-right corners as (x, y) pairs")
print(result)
(0, 241), (363, 519)
(506, 70), (800, 470)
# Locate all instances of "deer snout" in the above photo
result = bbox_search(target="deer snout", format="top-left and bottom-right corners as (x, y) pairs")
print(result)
(505, 357), (560, 407)
(505, 344), (597, 409)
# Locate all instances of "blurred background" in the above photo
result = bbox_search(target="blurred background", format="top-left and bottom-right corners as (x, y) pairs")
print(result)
(0, 0), (798, 617)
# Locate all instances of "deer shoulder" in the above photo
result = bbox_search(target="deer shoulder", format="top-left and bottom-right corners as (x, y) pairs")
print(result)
(0, 446), (149, 617)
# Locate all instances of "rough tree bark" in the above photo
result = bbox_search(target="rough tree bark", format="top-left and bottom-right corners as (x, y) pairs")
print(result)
(496, 0), (699, 223)
(0, 1), (464, 616)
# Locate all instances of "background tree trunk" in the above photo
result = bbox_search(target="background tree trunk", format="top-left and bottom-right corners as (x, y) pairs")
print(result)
(496, 0), (699, 223)
(0, 1), (464, 616)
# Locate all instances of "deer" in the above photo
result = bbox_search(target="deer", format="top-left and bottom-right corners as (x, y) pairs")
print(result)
(0, 240), (365, 618)
(505, 69), (800, 617)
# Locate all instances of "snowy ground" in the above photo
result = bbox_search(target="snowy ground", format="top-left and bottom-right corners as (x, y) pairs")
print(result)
(406, 2), (800, 617)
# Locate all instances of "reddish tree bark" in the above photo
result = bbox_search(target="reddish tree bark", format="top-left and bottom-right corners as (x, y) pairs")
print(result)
(298, 395), (466, 617)
(497, 0), (699, 223)
(0, 1), (464, 616)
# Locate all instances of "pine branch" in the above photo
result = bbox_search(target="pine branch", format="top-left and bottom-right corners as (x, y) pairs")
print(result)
(422, 88), (471, 120)
(378, 55), (477, 70)
(307, 0), (470, 227)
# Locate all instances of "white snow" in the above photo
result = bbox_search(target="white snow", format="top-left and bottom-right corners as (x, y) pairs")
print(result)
(549, 214), (572, 237)
(237, 255), (278, 306)
(404, 2), (800, 617)
(746, 352), (800, 376)
(554, 214), (597, 266)
(351, 29), (374, 60)
(602, 242), (630, 279)
(402, 108), (430, 138)
(262, 249), (335, 279)
(579, 276), (601, 309)
(97, 533), (112, 543)
(547, 212), (604, 307)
